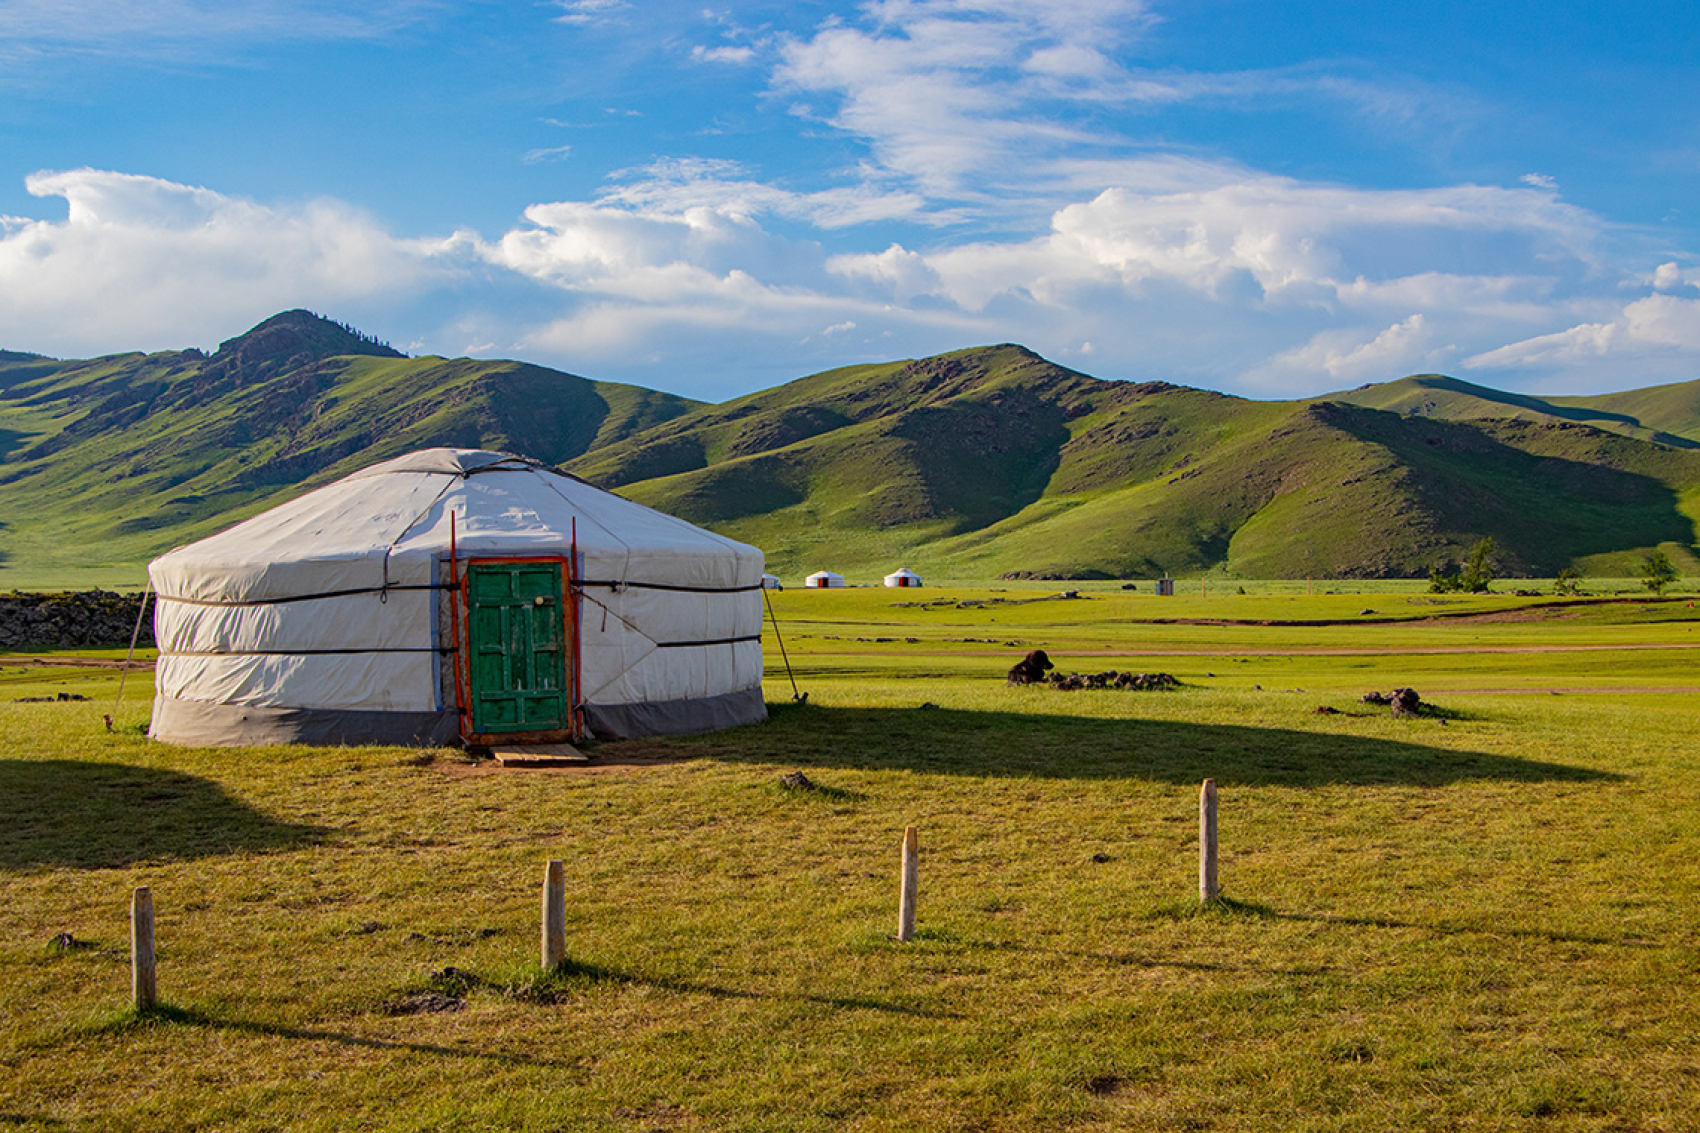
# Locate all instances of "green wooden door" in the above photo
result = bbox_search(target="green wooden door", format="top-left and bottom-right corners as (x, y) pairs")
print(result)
(466, 561), (569, 734)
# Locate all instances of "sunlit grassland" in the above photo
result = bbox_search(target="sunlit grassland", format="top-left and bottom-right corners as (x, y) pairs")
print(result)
(2, 589), (1699, 1130)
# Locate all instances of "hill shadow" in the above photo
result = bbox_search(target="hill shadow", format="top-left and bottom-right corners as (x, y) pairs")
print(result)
(676, 704), (1616, 788)
(0, 760), (328, 870)
(1399, 376), (1700, 448)
(1325, 404), (1700, 570)
(0, 426), (37, 462)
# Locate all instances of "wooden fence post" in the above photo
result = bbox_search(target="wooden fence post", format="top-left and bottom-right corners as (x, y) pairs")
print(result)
(541, 860), (566, 970)
(131, 886), (156, 1011)
(897, 826), (919, 942)
(1199, 780), (1219, 904)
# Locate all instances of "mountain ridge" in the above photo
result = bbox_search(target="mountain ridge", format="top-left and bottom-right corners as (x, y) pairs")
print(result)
(2, 313), (1696, 583)
(0, 312), (702, 582)
(572, 346), (1700, 579)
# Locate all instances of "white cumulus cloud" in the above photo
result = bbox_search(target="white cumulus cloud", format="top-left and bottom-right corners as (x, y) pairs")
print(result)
(0, 168), (462, 356)
(1256, 314), (1440, 385)
(1465, 294), (1700, 371)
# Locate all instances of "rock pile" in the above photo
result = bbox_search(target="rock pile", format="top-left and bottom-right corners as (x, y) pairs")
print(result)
(1045, 670), (1179, 692)
(778, 771), (818, 791)
(0, 591), (154, 649)
(1362, 688), (1424, 717)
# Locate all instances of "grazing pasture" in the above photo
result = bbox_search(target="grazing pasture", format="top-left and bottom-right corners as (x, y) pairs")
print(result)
(2, 586), (1698, 1131)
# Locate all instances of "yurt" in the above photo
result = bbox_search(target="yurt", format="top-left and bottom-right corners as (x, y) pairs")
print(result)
(761, 573), (783, 590)
(883, 568), (923, 588)
(147, 448), (767, 747)
(804, 571), (846, 588)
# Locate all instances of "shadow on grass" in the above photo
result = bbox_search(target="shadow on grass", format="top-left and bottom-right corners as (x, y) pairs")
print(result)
(67, 1004), (579, 1069)
(1168, 895), (1656, 949)
(0, 760), (327, 869)
(677, 703), (1619, 788)
(511, 957), (960, 1019)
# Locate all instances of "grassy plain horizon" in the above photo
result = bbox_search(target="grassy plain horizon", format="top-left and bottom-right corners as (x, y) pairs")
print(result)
(3, 588), (1699, 1129)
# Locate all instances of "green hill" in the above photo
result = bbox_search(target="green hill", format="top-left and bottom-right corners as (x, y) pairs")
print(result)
(573, 348), (1700, 580)
(0, 311), (699, 584)
(1329, 373), (1700, 449)
(3, 316), (1697, 585)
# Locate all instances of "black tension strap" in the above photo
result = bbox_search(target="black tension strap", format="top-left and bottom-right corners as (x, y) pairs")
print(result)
(156, 579), (763, 608)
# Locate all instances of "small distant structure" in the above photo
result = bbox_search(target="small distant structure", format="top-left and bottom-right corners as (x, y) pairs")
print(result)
(762, 572), (783, 590)
(805, 570), (846, 588)
(883, 567), (923, 588)
(1156, 576), (1175, 596)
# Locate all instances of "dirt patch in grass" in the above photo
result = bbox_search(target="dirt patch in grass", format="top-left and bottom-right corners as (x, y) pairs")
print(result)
(938, 643), (1700, 656)
(1430, 685), (1700, 696)
(434, 751), (680, 778)
(0, 654), (155, 669)
(1119, 596), (1679, 629)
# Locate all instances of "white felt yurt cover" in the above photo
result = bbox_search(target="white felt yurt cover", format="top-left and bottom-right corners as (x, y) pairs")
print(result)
(883, 568), (922, 587)
(148, 448), (767, 747)
(804, 571), (845, 588)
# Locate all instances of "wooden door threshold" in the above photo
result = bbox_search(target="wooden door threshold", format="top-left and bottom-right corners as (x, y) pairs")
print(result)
(491, 743), (591, 768)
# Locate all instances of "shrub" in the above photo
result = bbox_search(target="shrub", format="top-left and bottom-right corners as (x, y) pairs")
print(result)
(1429, 537), (1497, 594)
(1638, 551), (1678, 597)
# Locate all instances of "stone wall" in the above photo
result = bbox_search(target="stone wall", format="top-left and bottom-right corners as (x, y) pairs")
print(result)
(0, 591), (155, 650)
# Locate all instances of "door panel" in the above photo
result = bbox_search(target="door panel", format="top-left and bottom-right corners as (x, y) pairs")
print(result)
(466, 561), (568, 734)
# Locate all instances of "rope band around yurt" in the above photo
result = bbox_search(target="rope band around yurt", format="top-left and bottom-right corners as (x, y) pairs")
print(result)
(153, 578), (762, 608)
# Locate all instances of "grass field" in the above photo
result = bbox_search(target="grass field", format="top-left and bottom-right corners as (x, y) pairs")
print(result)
(3, 587), (1699, 1130)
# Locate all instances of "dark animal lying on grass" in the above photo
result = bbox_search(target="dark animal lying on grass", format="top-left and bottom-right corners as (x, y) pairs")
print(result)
(1007, 649), (1054, 685)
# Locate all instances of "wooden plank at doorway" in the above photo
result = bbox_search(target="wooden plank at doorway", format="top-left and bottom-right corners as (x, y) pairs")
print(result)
(492, 743), (592, 768)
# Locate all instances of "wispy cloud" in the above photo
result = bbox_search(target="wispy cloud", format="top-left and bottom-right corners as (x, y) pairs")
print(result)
(692, 44), (757, 64)
(523, 145), (574, 165)
(0, 0), (431, 60)
(772, 1), (1164, 198)
(769, 1), (1470, 213)
(551, 0), (628, 28)
(594, 157), (935, 228)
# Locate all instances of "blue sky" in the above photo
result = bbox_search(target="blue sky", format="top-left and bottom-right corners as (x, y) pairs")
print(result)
(2, 0), (1698, 401)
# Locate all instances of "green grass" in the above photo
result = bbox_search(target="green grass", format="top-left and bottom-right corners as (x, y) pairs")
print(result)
(3, 590), (1700, 1129)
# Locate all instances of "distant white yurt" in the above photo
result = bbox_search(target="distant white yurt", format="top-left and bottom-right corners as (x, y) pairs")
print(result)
(883, 568), (923, 588)
(804, 571), (846, 588)
(147, 448), (767, 747)
(761, 573), (783, 590)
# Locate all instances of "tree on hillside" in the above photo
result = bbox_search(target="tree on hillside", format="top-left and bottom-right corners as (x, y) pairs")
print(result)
(1638, 551), (1678, 597)
(1554, 566), (1583, 596)
(1429, 537), (1498, 594)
